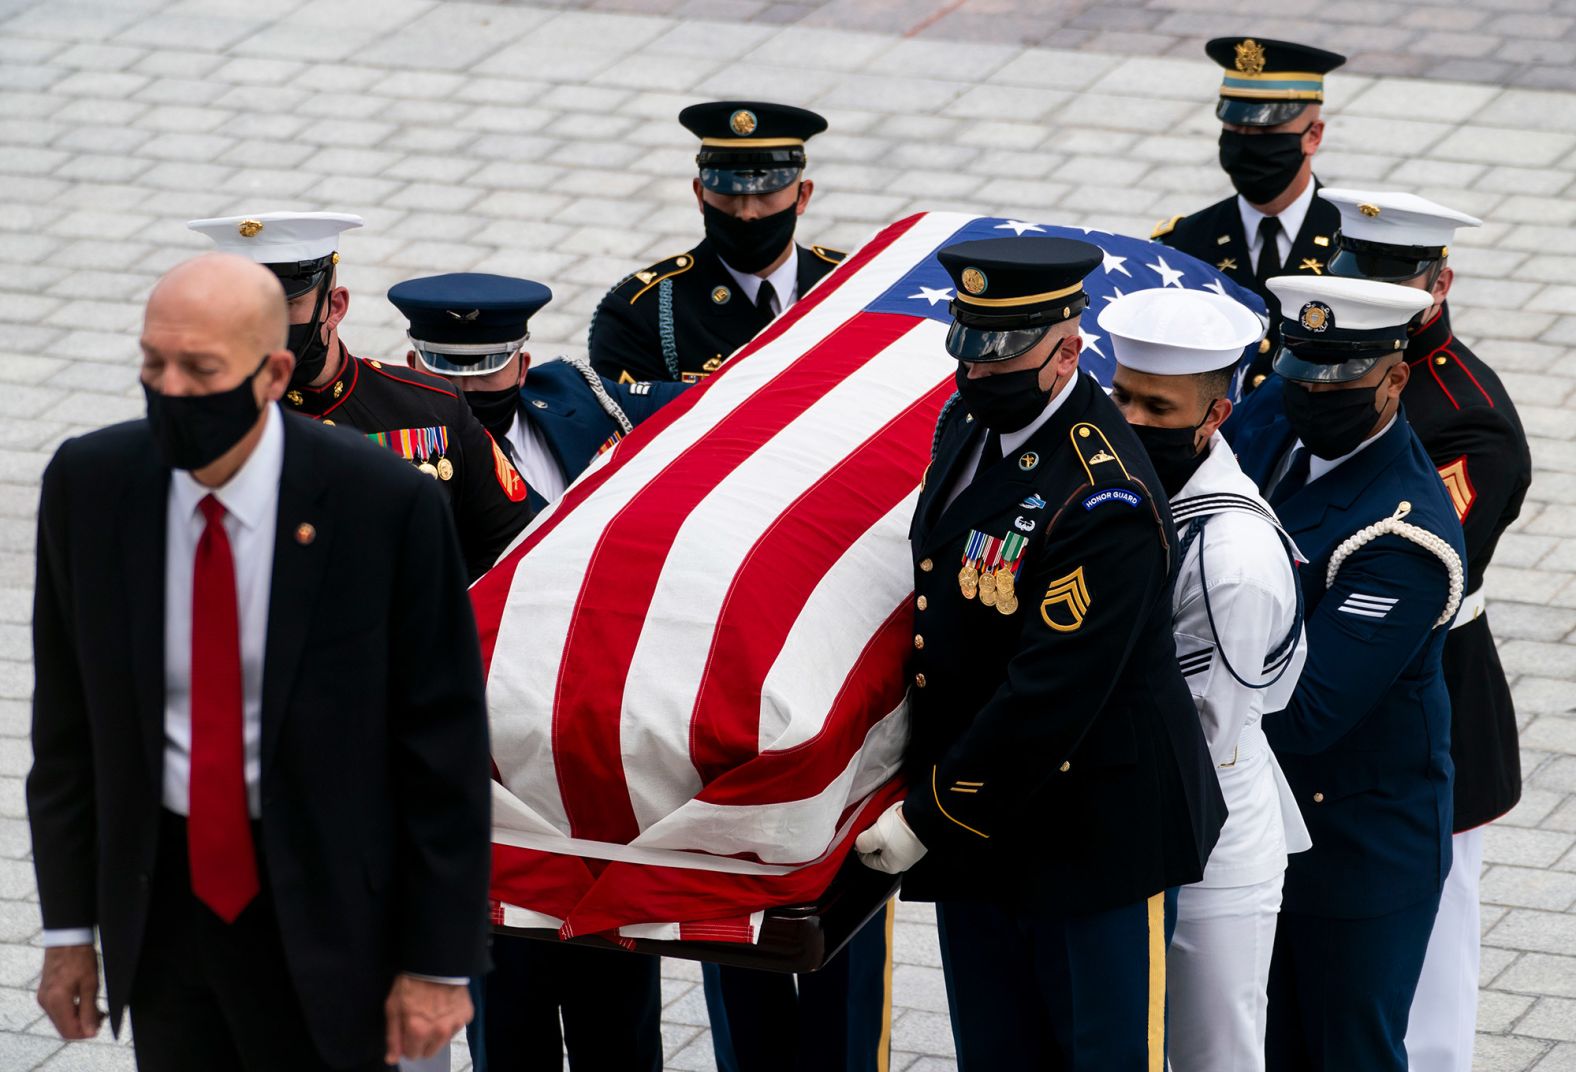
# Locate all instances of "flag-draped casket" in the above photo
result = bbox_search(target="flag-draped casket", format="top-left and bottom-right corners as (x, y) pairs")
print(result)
(471, 212), (1267, 956)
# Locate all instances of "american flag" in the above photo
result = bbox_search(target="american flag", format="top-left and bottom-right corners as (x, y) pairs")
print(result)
(470, 212), (1265, 944)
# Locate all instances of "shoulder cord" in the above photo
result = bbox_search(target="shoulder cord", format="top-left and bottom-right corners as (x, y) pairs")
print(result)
(930, 392), (962, 459)
(658, 279), (679, 380)
(1177, 514), (1305, 691)
(561, 357), (634, 435)
(1325, 501), (1464, 629)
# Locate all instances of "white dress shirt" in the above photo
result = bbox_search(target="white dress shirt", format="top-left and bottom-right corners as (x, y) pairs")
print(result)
(943, 368), (1081, 511)
(1238, 180), (1314, 273)
(505, 406), (567, 504)
(721, 244), (800, 317)
(43, 405), (283, 949)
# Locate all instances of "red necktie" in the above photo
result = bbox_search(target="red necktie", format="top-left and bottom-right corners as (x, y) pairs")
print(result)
(188, 494), (259, 922)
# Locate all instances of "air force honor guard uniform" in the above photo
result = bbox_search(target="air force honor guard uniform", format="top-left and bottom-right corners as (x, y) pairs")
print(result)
(1319, 190), (1534, 1072)
(855, 238), (1226, 1070)
(188, 212), (532, 582)
(390, 273), (686, 518)
(1153, 38), (1346, 389)
(1102, 289), (1310, 1072)
(1226, 276), (1467, 1071)
(588, 101), (845, 385)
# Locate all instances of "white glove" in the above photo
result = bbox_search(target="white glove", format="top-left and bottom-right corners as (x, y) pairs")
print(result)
(854, 803), (928, 874)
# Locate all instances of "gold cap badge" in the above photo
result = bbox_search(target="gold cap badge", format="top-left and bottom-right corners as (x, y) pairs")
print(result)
(960, 267), (987, 295)
(1234, 38), (1266, 75)
(1300, 301), (1332, 332)
(238, 219), (264, 238)
(1359, 203), (1381, 217)
(729, 109), (758, 136)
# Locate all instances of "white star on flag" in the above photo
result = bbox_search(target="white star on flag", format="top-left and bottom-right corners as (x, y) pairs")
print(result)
(1203, 279), (1229, 297)
(994, 220), (1045, 236)
(1102, 286), (1126, 305)
(1146, 255), (1185, 288)
(1077, 227), (1110, 236)
(1101, 250), (1130, 278)
(908, 286), (954, 306)
(1080, 330), (1105, 359)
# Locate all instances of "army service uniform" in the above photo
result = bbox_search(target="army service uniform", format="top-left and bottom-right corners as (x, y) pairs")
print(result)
(891, 238), (1225, 1071)
(587, 239), (844, 385)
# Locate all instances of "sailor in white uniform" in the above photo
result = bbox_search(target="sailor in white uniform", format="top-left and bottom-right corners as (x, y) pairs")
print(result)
(1102, 288), (1311, 1072)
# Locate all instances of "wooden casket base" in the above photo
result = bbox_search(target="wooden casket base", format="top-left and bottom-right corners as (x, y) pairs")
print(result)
(492, 860), (901, 974)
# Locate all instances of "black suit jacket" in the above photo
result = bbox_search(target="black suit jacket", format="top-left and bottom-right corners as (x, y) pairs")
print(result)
(28, 411), (492, 1067)
(899, 375), (1226, 913)
(587, 238), (844, 384)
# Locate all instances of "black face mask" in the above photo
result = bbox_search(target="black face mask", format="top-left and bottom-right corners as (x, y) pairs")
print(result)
(462, 385), (520, 445)
(144, 356), (268, 471)
(954, 339), (1064, 434)
(703, 197), (799, 275)
(285, 277), (333, 388)
(1281, 380), (1385, 460)
(1218, 129), (1306, 205)
(1132, 403), (1215, 498)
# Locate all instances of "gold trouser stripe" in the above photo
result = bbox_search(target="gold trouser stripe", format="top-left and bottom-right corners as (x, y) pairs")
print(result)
(877, 900), (895, 1072)
(1147, 892), (1165, 1072)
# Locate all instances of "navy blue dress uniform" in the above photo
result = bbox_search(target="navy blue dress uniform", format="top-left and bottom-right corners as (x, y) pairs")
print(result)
(1224, 274), (1468, 1071)
(1153, 38), (1347, 389)
(859, 238), (1226, 1070)
(1317, 189), (1534, 1072)
(587, 101), (845, 385)
(388, 272), (686, 1072)
(188, 213), (533, 583)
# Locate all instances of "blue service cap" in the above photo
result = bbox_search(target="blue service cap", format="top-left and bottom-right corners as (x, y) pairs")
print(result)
(388, 273), (552, 377)
(679, 100), (827, 195)
(937, 236), (1102, 362)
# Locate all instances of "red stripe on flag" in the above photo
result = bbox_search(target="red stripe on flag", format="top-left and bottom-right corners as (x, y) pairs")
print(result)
(688, 371), (953, 787)
(469, 212), (927, 680)
(551, 312), (922, 845)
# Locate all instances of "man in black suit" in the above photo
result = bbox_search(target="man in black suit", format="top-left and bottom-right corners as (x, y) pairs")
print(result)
(29, 252), (492, 1071)
(588, 100), (846, 386)
(1153, 37), (1346, 389)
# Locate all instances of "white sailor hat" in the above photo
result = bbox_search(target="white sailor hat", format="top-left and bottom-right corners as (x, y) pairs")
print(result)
(1266, 275), (1432, 384)
(186, 211), (363, 297)
(1318, 189), (1481, 282)
(1099, 288), (1264, 376)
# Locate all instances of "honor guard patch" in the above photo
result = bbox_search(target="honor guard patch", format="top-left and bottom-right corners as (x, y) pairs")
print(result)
(1437, 456), (1476, 521)
(1041, 567), (1091, 633)
(1082, 488), (1141, 511)
(491, 437), (528, 502)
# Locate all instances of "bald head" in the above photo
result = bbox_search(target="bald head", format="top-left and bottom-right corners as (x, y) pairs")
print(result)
(140, 252), (294, 403)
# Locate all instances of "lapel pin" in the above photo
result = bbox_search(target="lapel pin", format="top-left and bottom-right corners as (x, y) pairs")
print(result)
(295, 522), (316, 546)
(1018, 451), (1039, 471)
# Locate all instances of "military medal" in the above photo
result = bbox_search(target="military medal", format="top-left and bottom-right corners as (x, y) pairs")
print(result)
(978, 536), (1001, 607)
(417, 461), (439, 478)
(994, 533), (1028, 616)
(958, 531), (984, 600)
(435, 456), (454, 481)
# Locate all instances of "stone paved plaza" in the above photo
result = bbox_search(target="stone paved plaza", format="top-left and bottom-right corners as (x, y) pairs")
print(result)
(2, 0), (1575, 1068)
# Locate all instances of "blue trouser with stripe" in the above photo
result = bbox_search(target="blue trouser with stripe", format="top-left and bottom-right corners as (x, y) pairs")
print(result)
(936, 888), (1179, 1071)
(703, 902), (893, 1072)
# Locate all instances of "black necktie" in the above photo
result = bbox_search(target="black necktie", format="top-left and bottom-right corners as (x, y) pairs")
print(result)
(1270, 446), (1310, 508)
(1256, 216), (1283, 282)
(974, 431), (1003, 482)
(756, 280), (777, 316)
